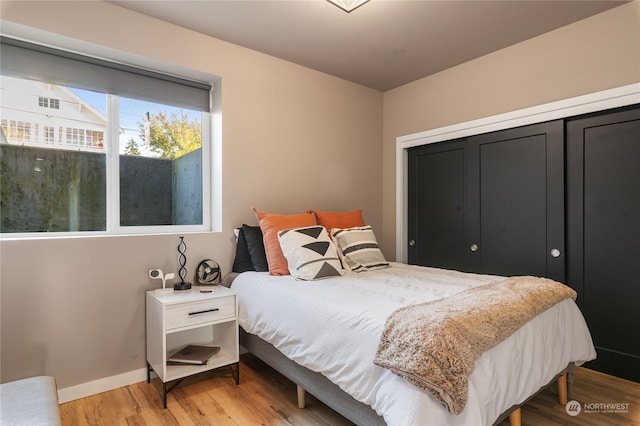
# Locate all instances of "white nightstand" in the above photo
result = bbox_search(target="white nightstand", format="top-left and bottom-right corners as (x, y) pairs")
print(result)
(146, 286), (239, 408)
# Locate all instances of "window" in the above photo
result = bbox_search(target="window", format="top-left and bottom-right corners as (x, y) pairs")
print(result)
(66, 127), (83, 147)
(1, 119), (31, 143)
(62, 127), (104, 149)
(0, 37), (214, 236)
(44, 126), (55, 144)
(38, 96), (59, 109)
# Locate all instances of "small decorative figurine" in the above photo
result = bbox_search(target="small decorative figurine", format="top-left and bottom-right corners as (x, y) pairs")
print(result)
(174, 236), (192, 290)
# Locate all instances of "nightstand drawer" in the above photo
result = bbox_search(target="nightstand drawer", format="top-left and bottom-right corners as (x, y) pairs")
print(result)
(165, 296), (235, 330)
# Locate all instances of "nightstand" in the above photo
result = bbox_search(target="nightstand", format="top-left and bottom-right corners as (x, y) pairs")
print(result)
(146, 286), (239, 408)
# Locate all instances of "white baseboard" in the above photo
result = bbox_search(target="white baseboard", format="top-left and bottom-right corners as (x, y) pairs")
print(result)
(57, 367), (156, 403)
(57, 349), (250, 403)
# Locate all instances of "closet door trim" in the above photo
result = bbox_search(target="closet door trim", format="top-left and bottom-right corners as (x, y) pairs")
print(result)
(395, 83), (640, 262)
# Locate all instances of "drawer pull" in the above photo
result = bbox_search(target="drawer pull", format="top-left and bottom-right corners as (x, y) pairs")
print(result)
(189, 308), (219, 316)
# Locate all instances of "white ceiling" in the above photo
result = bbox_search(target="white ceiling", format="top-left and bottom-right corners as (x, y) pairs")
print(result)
(108, 0), (627, 91)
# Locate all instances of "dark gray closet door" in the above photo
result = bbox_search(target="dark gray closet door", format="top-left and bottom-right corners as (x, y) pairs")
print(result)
(567, 105), (640, 382)
(407, 139), (468, 271)
(468, 120), (565, 281)
(408, 120), (564, 280)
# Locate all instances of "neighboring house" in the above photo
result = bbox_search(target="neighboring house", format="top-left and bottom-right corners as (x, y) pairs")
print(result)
(0, 75), (106, 152)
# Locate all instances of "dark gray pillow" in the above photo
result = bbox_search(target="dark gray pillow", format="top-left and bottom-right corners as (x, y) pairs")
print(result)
(243, 224), (268, 272)
(232, 227), (254, 273)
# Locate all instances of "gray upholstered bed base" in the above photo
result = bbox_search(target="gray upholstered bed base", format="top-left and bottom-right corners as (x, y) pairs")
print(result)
(239, 327), (385, 426)
(239, 326), (574, 426)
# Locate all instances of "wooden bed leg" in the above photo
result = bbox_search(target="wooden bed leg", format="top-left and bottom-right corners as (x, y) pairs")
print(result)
(508, 408), (522, 426)
(557, 374), (568, 405)
(296, 384), (306, 409)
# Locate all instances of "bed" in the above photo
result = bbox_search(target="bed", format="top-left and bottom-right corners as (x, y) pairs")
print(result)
(230, 262), (596, 426)
(228, 212), (596, 425)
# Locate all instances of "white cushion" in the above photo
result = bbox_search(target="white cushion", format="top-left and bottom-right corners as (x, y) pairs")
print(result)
(278, 226), (345, 280)
(330, 225), (389, 272)
(0, 376), (61, 426)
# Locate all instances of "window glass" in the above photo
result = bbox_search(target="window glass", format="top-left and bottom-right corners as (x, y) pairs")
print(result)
(1, 75), (207, 234)
(1, 37), (213, 236)
(0, 76), (107, 232)
(118, 97), (203, 227)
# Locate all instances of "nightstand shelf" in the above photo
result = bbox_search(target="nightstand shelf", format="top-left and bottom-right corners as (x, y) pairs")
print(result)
(146, 286), (239, 408)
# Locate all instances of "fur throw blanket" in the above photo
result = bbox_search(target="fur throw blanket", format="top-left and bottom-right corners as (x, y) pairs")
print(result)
(373, 276), (577, 415)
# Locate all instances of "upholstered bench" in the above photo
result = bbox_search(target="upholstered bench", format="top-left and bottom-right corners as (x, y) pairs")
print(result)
(0, 376), (61, 426)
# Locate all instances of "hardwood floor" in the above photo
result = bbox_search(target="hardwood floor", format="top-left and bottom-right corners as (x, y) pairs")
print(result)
(60, 354), (352, 426)
(496, 366), (640, 426)
(60, 354), (640, 426)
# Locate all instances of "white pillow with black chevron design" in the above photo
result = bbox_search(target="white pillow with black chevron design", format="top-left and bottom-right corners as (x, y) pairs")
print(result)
(330, 225), (389, 272)
(278, 226), (346, 280)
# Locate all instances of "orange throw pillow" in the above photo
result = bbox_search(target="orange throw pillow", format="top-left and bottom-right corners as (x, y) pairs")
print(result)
(309, 209), (365, 231)
(252, 208), (315, 276)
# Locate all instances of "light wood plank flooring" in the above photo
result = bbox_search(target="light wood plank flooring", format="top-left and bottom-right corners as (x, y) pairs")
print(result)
(60, 354), (640, 425)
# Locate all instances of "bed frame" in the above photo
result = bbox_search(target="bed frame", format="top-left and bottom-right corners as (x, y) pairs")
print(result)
(240, 327), (384, 425)
(239, 327), (573, 426)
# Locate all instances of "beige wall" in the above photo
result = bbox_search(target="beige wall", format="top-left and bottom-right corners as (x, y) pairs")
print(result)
(1, 0), (638, 396)
(381, 0), (640, 259)
(0, 1), (382, 389)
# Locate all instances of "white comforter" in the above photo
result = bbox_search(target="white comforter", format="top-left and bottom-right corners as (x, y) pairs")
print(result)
(232, 263), (596, 425)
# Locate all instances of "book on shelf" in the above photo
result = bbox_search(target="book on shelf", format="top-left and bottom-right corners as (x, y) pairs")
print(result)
(167, 345), (220, 365)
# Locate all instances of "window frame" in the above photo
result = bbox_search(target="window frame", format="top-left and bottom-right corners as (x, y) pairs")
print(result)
(107, 94), (214, 236)
(2, 119), (31, 142)
(38, 96), (60, 109)
(44, 125), (55, 144)
(0, 30), (222, 239)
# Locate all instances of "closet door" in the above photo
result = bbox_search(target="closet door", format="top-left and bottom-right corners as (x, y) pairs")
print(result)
(407, 139), (468, 271)
(567, 105), (640, 382)
(467, 120), (565, 281)
(408, 120), (564, 280)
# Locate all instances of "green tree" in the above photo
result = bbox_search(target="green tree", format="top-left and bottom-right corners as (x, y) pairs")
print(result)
(124, 138), (141, 156)
(140, 111), (201, 159)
